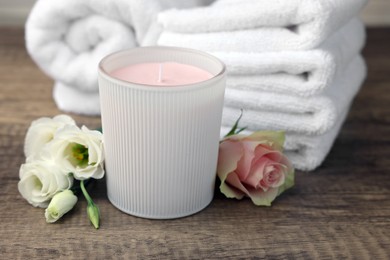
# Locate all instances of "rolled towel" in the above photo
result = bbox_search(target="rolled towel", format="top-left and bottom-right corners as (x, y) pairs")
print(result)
(222, 55), (366, 135)
(26, 0), (207, 115)
(53, 83), (101, 115)
(158, 0), (368, 52)
(221, 106), (350, 171)
(219, 18), (365, 97)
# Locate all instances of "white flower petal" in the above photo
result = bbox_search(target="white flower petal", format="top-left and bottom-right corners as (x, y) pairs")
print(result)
(49, 124), (105, 180)
(24, 115), (76, 157)
(18, 160), (74, 208)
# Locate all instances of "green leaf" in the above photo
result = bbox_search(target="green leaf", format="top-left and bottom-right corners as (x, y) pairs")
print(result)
(225, 109), (245, 138)
(235, 127), (247, 135)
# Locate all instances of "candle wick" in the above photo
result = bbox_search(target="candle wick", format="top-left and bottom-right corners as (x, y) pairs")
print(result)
(158, 63), (163, 83)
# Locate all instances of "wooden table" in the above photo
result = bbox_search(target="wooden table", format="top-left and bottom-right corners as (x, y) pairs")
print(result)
(1, 27), (389, 259)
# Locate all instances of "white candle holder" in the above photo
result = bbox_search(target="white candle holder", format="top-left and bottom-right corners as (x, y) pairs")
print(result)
(98, 46), (226, 219)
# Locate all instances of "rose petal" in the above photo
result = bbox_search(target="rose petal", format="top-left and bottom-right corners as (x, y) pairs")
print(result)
(250, 148), (279, 186)
(225, 171), (250, 196)
(252, 146), (284, 166)
(265, 150), (284, 163)
(217, 140), (243, 182)
(235, 140), (259, 180)
(277, 166), (295, 196)
(279, 153), (294, 171)
(247, 186), (279, 206)
(220, 173), (246, 200)
(260, 163), (286, 189)
(253, 145), (272, 162)
(243, 157), (269, 188)
(248, 131), (285, 152)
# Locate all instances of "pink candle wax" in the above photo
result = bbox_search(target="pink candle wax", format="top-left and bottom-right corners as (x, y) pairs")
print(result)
(110, 62), (213, 86)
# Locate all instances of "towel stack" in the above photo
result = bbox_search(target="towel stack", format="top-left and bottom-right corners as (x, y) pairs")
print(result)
(157, 0), (368, 170)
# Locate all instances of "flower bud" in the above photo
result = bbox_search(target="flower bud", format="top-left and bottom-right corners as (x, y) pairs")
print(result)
(87, 203), (100, 229)
(45, 190), (78, 223)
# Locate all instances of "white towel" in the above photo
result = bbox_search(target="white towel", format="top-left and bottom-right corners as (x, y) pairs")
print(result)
(158, 0), (368, 52)
(26, 0), (207, 114)
(53, 83), (101, 115)
(222, 55), (366, 135)
(283, 108), (349, 171)
(220, 56), (367, 171)
(219, 18), (365, 97)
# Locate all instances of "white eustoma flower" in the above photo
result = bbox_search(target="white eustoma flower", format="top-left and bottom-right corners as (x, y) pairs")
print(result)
(45, 190), (78, 223)
(49, 125), (105, 180)
(24, 114), (76, 157)
(18, 157), (74, 208)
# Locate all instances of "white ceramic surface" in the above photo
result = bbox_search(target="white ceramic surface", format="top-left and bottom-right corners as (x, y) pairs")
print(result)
(98, 46), (226, 219)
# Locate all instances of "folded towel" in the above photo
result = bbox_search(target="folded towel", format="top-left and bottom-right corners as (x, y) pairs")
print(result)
(221, 106), (350, 171)
(219, 18), (365, 97)
(283, 108), (349, 171)
(222, 55), (366, 135)
(158, 0), (368, 52)
(26, 0), (207, 114)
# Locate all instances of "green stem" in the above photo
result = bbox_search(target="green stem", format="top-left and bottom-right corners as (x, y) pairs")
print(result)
(80, 180), (93, 204)
(81, 179), (100, 229)
(70, 179), (92, 195)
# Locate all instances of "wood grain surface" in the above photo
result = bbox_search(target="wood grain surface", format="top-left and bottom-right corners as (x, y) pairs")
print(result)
(0, 27), (389, 259)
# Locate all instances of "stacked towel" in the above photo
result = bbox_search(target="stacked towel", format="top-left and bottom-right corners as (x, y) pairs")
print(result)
(219, 18), (365, 97)
(158, 0), (367, 51)
(157, 0), (368, 170)
(221, 56), (366, 170)
(26, 0), (211, 115)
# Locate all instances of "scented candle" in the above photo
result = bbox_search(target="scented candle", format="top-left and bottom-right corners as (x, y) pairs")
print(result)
(98, 46), (226, 219)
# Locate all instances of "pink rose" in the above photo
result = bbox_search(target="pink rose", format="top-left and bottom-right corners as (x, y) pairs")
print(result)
(217, 131), (294, 206)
